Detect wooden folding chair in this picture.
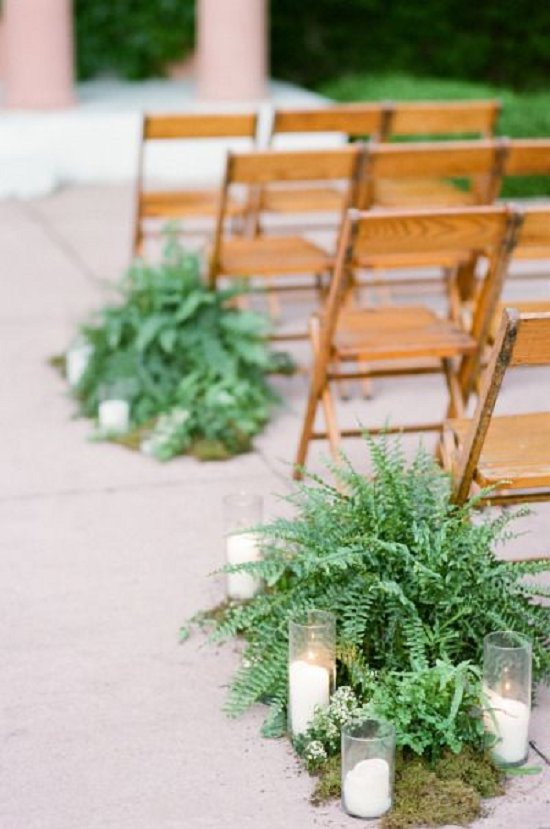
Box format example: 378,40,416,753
442,307,550,507
133,111,259,257
208,147,363,335
294,205,524,476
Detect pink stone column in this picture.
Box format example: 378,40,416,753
197,0,268,101
4,0,75,109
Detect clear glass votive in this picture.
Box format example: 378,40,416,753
483,630,532,766
342,719,395,819
97,382,132,435
66,338,93,387
288,610,336,736
223,493,263,601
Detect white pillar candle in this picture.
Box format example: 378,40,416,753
226,532,261,600
98,399,130,434
343,757,392,819
66,342,92,386
288,659,330,735
483,687,530,764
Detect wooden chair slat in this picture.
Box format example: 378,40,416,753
505,140,550,175
367,140,497,178
218,236,331,276
143,112,258,139
389,100,500,137
272,104,381,136
227,147,361,183
511,312,550,366
353,207,509,255
139,190,245,218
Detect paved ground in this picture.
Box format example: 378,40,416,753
0,186,549,829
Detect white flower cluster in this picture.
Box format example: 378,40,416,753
304,740,328,766
141,408,190,456
329,686,361,726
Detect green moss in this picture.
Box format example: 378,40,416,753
311,750,504,828
434,747,504,798
383,757,480,829
311,755,341,806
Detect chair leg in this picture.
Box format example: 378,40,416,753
442,358,466,419
294,317,334,479
265,279,282,322
294,385,321,479
320,379,341,464
312,318,342,464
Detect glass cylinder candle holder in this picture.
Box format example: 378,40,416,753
288,610,336,736
66,338,93,387
97,382,132,435
483,631,531,766
342,719,395,820
223,493,263,601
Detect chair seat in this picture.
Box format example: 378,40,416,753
354,250,468,270
373,178,478,209
259,185,345,213
446,413,550,489
140,189,246,219
216,236,332,276
333,306,476,361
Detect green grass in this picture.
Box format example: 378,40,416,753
320,73,550,198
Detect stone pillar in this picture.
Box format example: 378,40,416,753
4,0,75,109
197,0,268,101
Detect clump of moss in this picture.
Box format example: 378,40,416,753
382,757,480,829
311,755,341,805
434,747,504,798
311,750,504,828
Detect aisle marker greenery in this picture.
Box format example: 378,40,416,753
188,435,549,825
62,239,293,460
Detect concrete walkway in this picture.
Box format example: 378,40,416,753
0,186,548,828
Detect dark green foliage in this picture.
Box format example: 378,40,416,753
75,0,195,80
194,436,550,753
70,239,289,460
322,72,550,197
74,2,548,92
271,0,549,90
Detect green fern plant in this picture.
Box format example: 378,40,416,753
65,238,293,460
192,435,550,754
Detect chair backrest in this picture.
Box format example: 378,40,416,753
267,100,501,144
134,111,259,255
319,205,525,400
384,100,501,139
142,112,258,141
504,139,550,175
358,139,508,207
224,147,363,184
451,305,550,504
269,103,383,142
